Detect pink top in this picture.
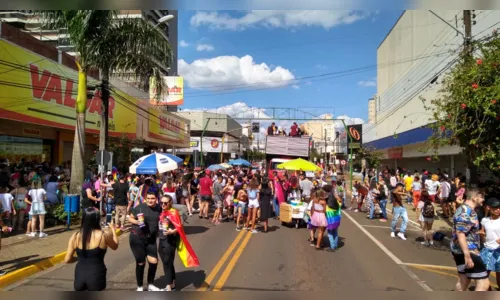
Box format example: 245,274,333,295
274,178,285,204
94,179,101,191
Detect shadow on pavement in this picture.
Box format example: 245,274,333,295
184,226,209,235
267,226,280,232
154,269,206,290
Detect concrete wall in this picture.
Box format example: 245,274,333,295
367,10,500,143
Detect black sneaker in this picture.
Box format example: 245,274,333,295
325,248,336,252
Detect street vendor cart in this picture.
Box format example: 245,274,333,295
280,200,308,229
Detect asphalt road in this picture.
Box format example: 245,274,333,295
7,208,496,292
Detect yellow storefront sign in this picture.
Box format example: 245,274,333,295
148,108,188,145
0,40,137,138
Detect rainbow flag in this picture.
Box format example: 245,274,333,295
163,209,200,268
326,205,341,230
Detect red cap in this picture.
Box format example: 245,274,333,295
205,169,211,175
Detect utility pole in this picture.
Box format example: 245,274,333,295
99,79,109,215
463,10,472,54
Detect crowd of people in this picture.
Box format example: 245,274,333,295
1,157,499,291
351,166,500,291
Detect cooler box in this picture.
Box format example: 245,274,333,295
280,203,292,223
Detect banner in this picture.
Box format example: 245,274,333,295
0,40,137,138
347,124,362,151
149,76,184,106
148,108,188,145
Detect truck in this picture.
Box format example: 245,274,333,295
265,135,311,179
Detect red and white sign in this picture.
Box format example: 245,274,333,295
388,147,403,159
210,139,219,149
340,160,346,166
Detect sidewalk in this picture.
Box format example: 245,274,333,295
0,225,79,274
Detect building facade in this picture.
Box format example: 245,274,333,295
0,10,178,80
363,10,500,178
302,114,342,164
174,111,243,167
0,22,188,166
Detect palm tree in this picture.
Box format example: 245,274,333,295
38,11,172,194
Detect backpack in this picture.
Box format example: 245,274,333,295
422,202,435,218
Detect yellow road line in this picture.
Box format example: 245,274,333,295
401,263,456,271
409,265,499,289
0,228,122,290
212,231,253,291
197,229,246,291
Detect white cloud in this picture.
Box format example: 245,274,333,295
179,40,189,47
190,10,370,31
335,115,365,127
292,85,300,89
316,64,328,70
179,55,295,90
196,43,215,51
357,77,376,87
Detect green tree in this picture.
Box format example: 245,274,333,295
39,11,172,193
424,32,500,179
354,146,384,170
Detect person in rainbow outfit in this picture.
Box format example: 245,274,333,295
323,184,342,252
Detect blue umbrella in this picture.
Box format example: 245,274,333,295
228,158,251,166
208,164,225,171
129,153,182,174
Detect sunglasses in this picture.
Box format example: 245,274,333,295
161,201,171,205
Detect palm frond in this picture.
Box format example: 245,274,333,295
97,17,173,93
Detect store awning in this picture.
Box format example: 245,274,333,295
363,126,434,150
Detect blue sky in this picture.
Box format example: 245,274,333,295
178,10,403,122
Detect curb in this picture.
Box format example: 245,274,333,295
0,228,123,290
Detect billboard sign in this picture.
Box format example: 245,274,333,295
149,76,184,106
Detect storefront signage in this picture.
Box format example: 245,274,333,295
388,147,403,159
190,141,199,147
347,124,362,151
148,108,188,146
23,127,41,137
0,40,137,138
211,139,219,148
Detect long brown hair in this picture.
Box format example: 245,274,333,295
249,178,259,189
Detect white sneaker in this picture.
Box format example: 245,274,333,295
390,232,395,238
397,232,407,240
421,241,429,246
39,232,48,238
28,232,37,237
354,209,359,212
148,284,161,291
429,241,434,246
136,286,144,291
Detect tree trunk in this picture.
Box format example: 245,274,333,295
69,68,88,194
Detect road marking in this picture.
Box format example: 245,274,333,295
362,225,421,232
197,229,246,291
342,211,433,291
410,265,499,289
401,263,456,271
212,231,253,291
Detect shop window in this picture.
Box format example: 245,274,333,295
0,135,49,164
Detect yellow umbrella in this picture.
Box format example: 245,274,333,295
220,163,231,169
277,158,322,172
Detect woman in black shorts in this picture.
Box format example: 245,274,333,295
64,207,118,291
128,192,162,291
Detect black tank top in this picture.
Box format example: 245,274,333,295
75,233,107,268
